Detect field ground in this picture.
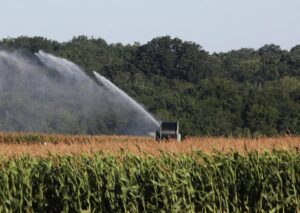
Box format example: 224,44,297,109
0,132,299,157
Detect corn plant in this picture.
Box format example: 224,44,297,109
0,151,299,212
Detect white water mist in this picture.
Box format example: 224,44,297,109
0,49,159,135
93,71,160,127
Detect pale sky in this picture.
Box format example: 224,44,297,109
0,0,299,52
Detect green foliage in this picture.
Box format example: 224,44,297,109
0,36,299,136
0,151,299,212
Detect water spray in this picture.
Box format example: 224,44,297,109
93,71,160,127
0,49,159,135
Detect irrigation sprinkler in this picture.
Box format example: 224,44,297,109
156,121,181,142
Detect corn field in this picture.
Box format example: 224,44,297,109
0,151,299,212
0,132,299,156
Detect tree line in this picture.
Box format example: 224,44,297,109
0,35,299,136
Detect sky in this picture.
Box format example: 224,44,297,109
0,0,299,53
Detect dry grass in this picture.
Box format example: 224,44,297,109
0,132,298,157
